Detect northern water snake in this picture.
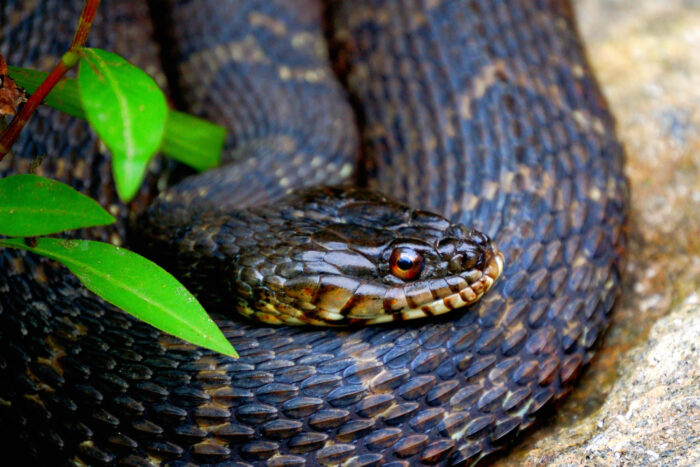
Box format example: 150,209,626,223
0,0,628,465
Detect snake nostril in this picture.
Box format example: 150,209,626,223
462,252,479,269
448,255,463,272
460,241,485,270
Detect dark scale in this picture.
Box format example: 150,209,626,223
0,0,626,465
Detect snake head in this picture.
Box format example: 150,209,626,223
225,186,504,326
139,186,503,326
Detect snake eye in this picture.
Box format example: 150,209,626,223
390,248,423,280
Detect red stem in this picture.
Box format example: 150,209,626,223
0,0,101,159
71,0,100,49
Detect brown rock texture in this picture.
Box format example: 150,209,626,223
498,0,700,465
505,299,700,466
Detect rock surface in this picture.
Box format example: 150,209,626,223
497,0,700,465
507,299,700,466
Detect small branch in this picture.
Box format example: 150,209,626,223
71,0,101,50
0,0,100,159
0,59,71,157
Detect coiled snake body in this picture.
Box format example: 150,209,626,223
0,0,627,465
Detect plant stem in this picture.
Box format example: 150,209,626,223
71,0,100,50
0,0,100,159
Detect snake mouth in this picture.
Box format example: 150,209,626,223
366,245,505,324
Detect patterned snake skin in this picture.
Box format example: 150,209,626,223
0,0,628,465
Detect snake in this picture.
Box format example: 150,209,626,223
0,0,628,465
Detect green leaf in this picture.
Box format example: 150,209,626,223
78,48,168,202
9,67,225,173
8,66,86,119
161,110,224,171
0,237,237,358
0,174,115,236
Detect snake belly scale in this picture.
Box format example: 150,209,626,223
0,0,627,466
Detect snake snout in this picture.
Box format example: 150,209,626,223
459,241,485,270
441,228,495,274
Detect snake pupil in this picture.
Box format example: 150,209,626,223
397,257,413,270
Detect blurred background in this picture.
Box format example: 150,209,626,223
500,0,700,465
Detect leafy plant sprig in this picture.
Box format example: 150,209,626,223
0,0,236,356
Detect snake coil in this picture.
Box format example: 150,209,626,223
0,0,627,465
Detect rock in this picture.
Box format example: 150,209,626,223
513,298,700,466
